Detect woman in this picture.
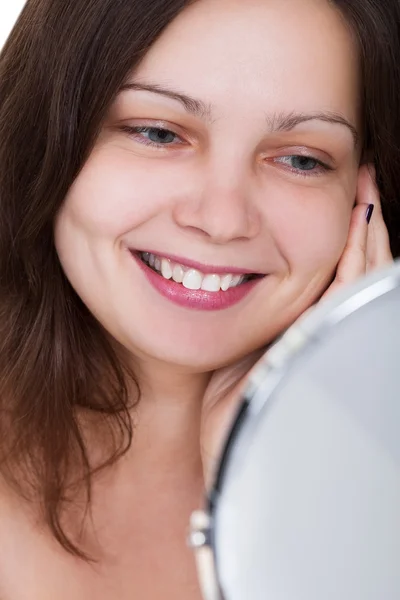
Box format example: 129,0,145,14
0,0,398,597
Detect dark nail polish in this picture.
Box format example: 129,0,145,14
366,204,374,224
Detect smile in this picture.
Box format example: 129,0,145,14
139,251,262,292
130,250,266,311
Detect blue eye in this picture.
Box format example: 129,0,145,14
122,125,181,146
289,156,318,170
137,127,177,144
275,155,330,175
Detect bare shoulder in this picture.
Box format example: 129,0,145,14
0,480,42,599
0,476,204,600
0,479,71,600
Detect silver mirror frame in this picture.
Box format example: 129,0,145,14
188,260,400,600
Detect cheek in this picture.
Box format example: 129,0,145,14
267,184,353,273
58,148,181,238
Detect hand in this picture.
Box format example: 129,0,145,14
321,164,393,299
199,164,393,491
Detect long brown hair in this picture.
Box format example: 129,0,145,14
0,0,399,559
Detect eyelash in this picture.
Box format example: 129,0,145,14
121,125,333,177
272,155,333,177
121,125,184,148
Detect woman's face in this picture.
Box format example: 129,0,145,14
54,0,361,371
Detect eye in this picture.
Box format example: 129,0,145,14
273,155,332,176
121,125,183,147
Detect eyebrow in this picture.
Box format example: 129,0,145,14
269,111,359,147
120,81,359,147
120,81,213,121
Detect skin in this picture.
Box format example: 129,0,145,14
54,0,391,473
0,0,392,599
55,0,365,377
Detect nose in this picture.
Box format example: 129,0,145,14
172,166,261,245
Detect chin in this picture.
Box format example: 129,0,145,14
157,348,240,372
136,335,263,373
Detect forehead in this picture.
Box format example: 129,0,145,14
133,0,360,124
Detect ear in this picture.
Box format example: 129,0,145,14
353,161,376,208
355,163,377,207
356,164,393,269
365,162,376,184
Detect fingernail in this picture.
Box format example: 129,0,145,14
366,203,374,224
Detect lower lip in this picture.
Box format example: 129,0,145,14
131,253,263,311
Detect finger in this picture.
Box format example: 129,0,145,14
333,200,369,288
363,165,393,268
321,172,371,300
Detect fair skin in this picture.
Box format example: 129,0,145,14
0,0,393,598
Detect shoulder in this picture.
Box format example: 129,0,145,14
0,479,43,599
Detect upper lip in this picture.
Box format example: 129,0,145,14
131,249,265,276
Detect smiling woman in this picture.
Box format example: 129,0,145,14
0,0,399,599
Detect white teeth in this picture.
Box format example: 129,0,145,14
201,274,221,292
172,264,184,283
182,269,202,290
220,274,233,291
141,252,250,292
161,258,173,279
230,274,243,288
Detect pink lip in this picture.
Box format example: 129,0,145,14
132,249,263,276
131,252,263,311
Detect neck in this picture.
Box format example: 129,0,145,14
125,357,212,478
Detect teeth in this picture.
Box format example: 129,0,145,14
161,258,173,279
201,274,221,292
172,264,184,283
220,274,233,291
230,275,243,288
182,269,202,290
140,252,250,292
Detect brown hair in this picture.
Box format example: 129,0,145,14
0,0,399,558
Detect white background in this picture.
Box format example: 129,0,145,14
0,2,27,49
